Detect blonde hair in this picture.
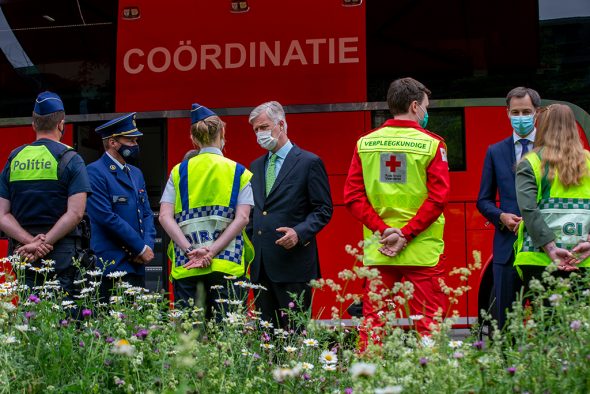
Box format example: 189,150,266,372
534,104,589,187
190,116,225,146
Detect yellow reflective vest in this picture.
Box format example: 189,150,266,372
515,152,590,271
357,125,445,267
169,152,253,280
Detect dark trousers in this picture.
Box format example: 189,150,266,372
173,272,245,322
493,259,523,330
12,237,79,296
254,262,312,331
99,273,144,302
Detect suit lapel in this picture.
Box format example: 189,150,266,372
253,156,266,206
267,145,301,198
102,153,135,190
500,136,516,174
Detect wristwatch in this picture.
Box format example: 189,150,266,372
184,245,195,257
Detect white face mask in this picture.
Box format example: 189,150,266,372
220,138,226,150
256,130,278,151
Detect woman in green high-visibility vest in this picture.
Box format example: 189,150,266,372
514,103,590,289
159,104,254,319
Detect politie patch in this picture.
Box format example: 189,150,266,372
380,153,406,183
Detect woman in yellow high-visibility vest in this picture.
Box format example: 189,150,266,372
159,104,253,319
515,103,590,289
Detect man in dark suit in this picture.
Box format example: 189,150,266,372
477,87,541,329
247,101,333,329
86,113,156,301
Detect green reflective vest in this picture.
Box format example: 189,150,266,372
515,152,590,271
9,145,59,182
169,153,253,280
357,126,445,267
6,140,74,229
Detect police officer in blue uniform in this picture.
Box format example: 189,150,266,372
0,91,92,293
86,113,156,299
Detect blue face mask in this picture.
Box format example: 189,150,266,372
118,143,140,160
510,115,535,136
418,104,429,128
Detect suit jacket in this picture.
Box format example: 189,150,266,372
248,144,333,283
476,136,520,265
86,153,156,275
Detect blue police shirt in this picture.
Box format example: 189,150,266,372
0,139,91,230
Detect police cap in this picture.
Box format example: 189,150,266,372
95,113,143,140
191,103,216,125
33,91,64,115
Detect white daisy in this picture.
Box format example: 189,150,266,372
350,362,377,378
284,346,298,353
374,386,403,394
319,350,338,365
260,320,274,329
111,339,135,356
86,270,103,277
448,340,463,349
106,271,127,279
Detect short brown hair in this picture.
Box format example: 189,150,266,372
191,116,225,145
32,110,65,132
506,87,541,108
387,77,431,116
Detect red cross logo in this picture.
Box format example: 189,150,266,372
385,155,402,172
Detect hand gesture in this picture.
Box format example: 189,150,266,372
276,227,299,250
543,242,577,271
16,234,53,262
378,228,407,257
500,213,522,233
134,246,155,265
571,240,590,265
183,247,212,269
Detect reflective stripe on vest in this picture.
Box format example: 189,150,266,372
169,153,253,280
357,126,445,267
9,145,58,182
514,153,590,271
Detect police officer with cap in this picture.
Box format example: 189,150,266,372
159,103,254,318
0,91,92,293
86,113,156,300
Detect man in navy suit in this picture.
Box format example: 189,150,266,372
247,101,333,329
86,113,156,300
477,87,541,329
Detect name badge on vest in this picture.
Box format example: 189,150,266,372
380,153,406,183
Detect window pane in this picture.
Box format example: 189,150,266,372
0,1,117,117
371,108,465,171
367,0,590,113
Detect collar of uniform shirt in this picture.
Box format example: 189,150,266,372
199,147,223,156
106,151,127,170
512,128,536,145
268,140,293,160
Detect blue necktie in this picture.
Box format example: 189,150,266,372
519,139,530,159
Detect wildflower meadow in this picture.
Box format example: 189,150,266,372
0,244,589,393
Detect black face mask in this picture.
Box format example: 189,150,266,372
117,143,140,160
